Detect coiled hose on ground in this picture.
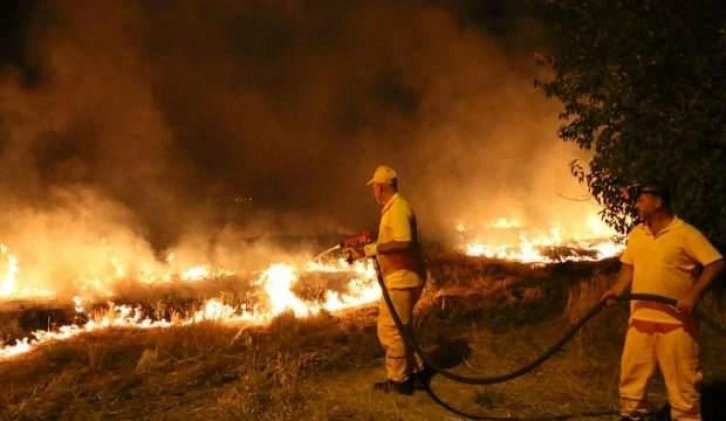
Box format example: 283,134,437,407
369,258,726,420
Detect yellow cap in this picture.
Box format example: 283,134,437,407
367,165,398,185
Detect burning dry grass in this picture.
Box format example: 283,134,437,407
0,311,382,420
0,257,382,359
1,257,725,420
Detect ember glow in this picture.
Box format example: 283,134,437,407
0,252,379,360
459,213,624,263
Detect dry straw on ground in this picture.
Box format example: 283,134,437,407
1,255,725,420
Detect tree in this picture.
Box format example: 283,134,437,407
534,0,726,243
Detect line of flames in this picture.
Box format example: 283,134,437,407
0,214,625,361
459,215,624,263
0,258,380,360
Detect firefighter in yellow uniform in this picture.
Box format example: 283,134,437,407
349,165,429,395
602,184,725,420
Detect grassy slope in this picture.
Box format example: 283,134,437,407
2,257,726,421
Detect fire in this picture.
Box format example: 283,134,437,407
180,265,235,282
0,208,623,360
460,214,624,263
0,250,380,360
252,261,379,318
0,244,18,296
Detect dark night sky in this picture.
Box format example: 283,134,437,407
0,1,590,252
0,2,30,69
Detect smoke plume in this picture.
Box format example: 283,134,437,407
0,0,603,296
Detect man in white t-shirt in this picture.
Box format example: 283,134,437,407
602,184,725,420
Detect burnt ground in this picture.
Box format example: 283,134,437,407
1,256,726,420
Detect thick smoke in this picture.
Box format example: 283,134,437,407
0,0,603,297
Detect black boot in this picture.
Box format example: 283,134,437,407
412,366,436,390
372,379,414,395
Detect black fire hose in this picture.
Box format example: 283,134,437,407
369,258,726,420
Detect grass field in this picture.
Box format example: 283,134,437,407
2,256,725,420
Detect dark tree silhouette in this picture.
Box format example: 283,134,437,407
535,0,726,243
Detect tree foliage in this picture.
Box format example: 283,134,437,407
535,0,726,242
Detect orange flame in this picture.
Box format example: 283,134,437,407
460,214,623,263
0,253,379,360
0,244,18,296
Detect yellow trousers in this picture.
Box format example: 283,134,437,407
619,322,702,420
377,286,424,382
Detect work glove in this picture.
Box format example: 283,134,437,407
342,247,364,264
